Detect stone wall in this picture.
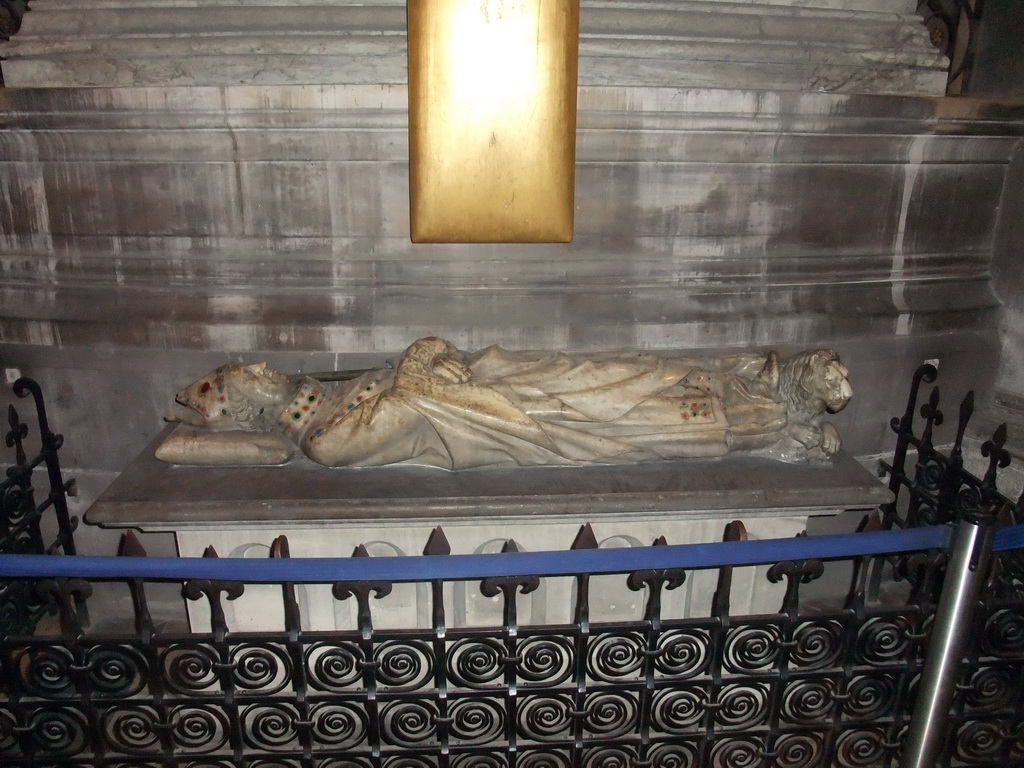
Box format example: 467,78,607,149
1,1,1019,548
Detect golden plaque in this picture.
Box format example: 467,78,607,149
408,0,580,243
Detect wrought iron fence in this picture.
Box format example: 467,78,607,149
1,377,79,636
0,368,1022,768
879,361,1024,591
0,521,961,768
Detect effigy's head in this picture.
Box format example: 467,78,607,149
174,362,294,431
782,349,853,414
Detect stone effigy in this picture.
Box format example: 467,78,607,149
156,336,852,469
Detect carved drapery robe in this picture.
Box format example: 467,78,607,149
303,340,792,469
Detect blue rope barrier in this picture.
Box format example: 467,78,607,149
0,525,951,584
994,523,1024,552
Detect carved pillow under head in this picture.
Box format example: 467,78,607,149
174,362,294,431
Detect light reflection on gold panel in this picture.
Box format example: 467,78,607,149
408,0,580,243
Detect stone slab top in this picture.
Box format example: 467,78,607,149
85,426,893,530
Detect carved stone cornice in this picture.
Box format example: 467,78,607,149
0,1,947,95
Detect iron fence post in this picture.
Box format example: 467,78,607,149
899,513,996,768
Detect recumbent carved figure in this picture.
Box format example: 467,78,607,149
157,337,853,469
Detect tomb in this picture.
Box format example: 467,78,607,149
3,1,1021,632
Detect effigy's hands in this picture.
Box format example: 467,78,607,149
394,337,472,394
432,356,472,384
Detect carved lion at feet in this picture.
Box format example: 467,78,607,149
775,349,853,462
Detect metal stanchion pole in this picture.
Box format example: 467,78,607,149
900,514,996,768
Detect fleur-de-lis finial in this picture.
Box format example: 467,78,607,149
6,404,28,467
981,422,1011,490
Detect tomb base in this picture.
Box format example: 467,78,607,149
86,426,892,631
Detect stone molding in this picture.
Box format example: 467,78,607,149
0,0,946,94
0,85,1013,354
